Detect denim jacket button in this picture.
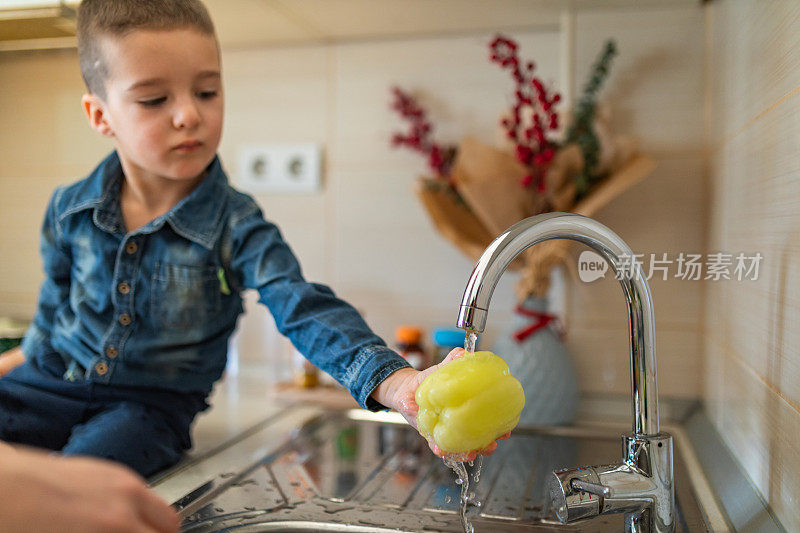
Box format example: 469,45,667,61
125,242,138,254
118,282,131,295
95,362,108,375
119,313,131,326
106,346,118,358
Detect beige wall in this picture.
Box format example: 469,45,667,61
216,31,563,378
704,1,800,530
0,4,706,396
0,48,113,316
564,5,706,398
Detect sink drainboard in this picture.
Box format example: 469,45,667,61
170,411,709,532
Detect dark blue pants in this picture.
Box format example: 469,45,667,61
0,360,208,478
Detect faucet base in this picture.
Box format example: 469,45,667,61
549,432,675,532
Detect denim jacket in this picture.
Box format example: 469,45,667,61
22,152,409,409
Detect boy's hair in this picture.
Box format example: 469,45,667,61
77,0,216,98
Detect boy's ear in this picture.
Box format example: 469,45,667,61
81,93,114,137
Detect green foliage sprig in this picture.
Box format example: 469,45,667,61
566,40,617,195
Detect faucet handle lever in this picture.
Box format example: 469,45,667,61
570,478,613,498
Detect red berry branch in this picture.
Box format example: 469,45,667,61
490,35,561,192
390,87,455,181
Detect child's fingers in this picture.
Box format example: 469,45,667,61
397,393,419,418
477,433,511,456
477,440,498,456
416,347,464,384
417,349,461,382
396,395,419,430
440,347,465,366
424,432,508,459
427,439,480,462
400,412,418,431
427,439,443,457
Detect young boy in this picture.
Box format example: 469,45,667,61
0,0,498,478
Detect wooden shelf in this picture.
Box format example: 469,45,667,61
268,382,359,410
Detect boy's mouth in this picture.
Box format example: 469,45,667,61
174,140,203,152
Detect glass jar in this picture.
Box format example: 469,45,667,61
292,347,319,388
431,327,468,364
395,325,429,370
0,317,27,354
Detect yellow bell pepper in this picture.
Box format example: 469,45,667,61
415,350,525,454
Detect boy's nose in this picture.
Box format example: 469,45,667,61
173,99,201,130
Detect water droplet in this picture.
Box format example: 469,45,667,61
473,456,483,484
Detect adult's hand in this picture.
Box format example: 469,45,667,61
0,443,180,533
0,346,25,377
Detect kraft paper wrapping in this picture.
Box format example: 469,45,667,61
515,153,656,298
413,135,655,300
449,136,540,237
415,180,494,262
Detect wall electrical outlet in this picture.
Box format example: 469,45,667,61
238,143,321,194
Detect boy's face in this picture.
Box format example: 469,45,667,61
85,29,223,182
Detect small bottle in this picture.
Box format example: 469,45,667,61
292,347,319,388
432,327,469,364
395,326,428,370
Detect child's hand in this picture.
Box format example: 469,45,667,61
371,348,511,461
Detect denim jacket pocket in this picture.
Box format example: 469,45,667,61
150,262,222,332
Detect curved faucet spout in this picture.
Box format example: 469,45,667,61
456,212,659,437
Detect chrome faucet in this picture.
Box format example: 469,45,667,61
456,212,674,533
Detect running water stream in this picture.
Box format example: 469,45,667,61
440,329,481,533
464,330,477,355
442,453,484,533
443,456,472,533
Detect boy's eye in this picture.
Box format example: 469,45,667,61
197,90,218,99
139,97,166,107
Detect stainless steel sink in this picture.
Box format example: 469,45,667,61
204,523,400,532
160,407,711,532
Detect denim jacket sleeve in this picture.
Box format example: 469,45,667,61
21,188,72,360
227,199,410,411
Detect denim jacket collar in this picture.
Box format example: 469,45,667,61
58,151,227,249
